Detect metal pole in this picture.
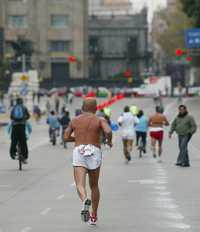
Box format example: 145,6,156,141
22,54,26,72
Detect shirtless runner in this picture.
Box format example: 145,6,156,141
149,106,169,162
64,98,112,225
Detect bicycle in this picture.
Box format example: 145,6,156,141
16,144,23,171
138,136,145,159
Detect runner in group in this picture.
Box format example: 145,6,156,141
148,106,169,162
118,106,139,163
64,98,112,225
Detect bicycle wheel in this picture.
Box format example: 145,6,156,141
138,138,143,158
17,145,22,171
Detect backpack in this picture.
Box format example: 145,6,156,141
12,105,25,121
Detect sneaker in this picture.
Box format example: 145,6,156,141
175,163,181,166
81,198,91,222
153,154,157,159
127,153,131,161
88,214,98,226
181,163,190,167
22,159,28,164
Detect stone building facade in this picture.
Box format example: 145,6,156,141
88,9,149,81
0,0,88,86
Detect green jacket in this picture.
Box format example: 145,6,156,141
170,114,197,135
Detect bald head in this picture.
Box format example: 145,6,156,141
82,98,97,113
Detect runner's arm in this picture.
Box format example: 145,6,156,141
148,117,152,126
100,119,112,147
64,122,75,142
163,116,169,126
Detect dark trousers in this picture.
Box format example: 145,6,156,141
10,124,28,159
136,131,147,148
177,134,192,165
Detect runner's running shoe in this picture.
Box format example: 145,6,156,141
81,198,91,222
88,213,98,225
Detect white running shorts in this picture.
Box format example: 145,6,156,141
73,144,102,170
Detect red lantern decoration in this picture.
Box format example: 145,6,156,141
186,56,192,62
175,48,184,56
124,69,132,78
68,55,77,63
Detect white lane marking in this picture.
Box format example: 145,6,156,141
167,222,191,229
154,186,166,190
21,227,32,232
56,194,65,200
152,191,171,196
156,202,179,209
40,208,52,216
0,185,10,188
156,181,168,185
128,179,167,185
165,212,184,220
155,197,174,203
156,175,168,179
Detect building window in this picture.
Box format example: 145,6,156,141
49,41,70,52
8,15,27,28
51,15,69,28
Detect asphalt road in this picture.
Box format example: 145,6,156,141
0,97,199,232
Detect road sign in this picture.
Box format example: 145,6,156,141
185,28,200,49
20,75,29,82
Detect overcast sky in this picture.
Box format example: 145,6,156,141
130,0,167,22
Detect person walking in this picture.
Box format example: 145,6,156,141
64,98,112,225
10,98,30,163
149,106,169,162
169,105,197,167
118,106,139,163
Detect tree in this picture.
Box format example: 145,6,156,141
11,37,33,59
0,58,10,91
181,0,200,27
152,0,192,58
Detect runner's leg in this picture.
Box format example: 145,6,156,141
74,167,87,201
158,139,163,157
122,139,128,160
151,138,156,158
127,139,133,153
88,167,101,216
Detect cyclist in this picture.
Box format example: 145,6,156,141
10,98,30,164
135,110,148,156
64,98,112,225
47,111,60,143
118,106,139,163
59,109,71,148
148,106,169,162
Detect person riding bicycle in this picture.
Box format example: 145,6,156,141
47,110,60,142
59,109,71,148
10,98,30,164
135,110,148,155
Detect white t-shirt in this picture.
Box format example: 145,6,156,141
118,112,139,139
